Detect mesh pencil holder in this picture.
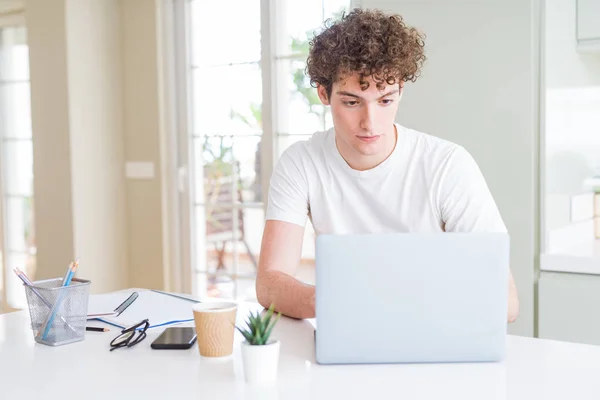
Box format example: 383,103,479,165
23,277,91,346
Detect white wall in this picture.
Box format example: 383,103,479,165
27,0,75,282
360,0,541,337
0,0,24,14
65,0,127,292
122,0,167,291
25,0,171,294
544,0,600,251
27,0,127,293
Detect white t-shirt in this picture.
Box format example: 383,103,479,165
266,124,506,235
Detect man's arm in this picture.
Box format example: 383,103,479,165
255,220,316,319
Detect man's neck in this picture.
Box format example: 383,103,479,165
336,125,398,171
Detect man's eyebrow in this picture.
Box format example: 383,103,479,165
336,91,362,99
379,90,400,99
336,90,400,100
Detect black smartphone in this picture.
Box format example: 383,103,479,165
151,327,197,350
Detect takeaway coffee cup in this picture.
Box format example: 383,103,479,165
192,301,238,357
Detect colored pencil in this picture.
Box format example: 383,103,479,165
15,268,79,335
40,259,81,340
60,262,73,286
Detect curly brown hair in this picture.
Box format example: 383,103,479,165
306,8,426,99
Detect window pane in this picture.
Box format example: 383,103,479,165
0,82,32,139
3,141,33,196
323,0,351,23
4,197,34,253
277,0,324,57
275,59,328,136
276,1,351,56
5,251,32,308
194,134,263,204
190,0,261,66
192,64,262,136
202,205,263,277
196,271,259,302
194,135,234,204
199,204,265,271
0,27,28,81
194,204,263,300
233,136,262,203
196,204,236,274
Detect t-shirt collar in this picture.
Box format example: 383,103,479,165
329,123,401,178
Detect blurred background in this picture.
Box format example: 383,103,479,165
0,0,600,346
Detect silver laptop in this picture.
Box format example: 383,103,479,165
315,232,510,364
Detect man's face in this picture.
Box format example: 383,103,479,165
318,73,402,161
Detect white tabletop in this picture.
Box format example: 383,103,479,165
1,294,600,399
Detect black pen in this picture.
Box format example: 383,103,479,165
86,326,110,332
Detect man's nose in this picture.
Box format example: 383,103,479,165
359,104,376,132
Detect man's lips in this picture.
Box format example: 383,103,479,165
356,135,381,143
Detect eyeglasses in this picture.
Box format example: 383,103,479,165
110,319,150,351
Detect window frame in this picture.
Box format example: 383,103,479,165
0,15,33,311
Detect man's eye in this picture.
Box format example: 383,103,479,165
381,99,394,105
344,101,359,106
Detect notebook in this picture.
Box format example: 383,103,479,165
87,291,139,320
87,290,199,329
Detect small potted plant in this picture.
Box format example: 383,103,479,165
236,303,281,385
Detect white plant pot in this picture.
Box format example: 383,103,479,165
241,340,280,385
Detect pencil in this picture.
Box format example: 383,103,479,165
15,268,80,335
64,259,79,286
86,326,110,332
60,262,74,286
40,259,81,339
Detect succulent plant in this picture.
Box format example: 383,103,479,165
236,303,281,345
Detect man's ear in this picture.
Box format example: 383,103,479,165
317,84,330,105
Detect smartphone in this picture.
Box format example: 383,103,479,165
151,327,197,350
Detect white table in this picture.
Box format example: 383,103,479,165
1,292,600,399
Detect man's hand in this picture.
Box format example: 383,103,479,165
256,220,316,319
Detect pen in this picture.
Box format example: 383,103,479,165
86,327,110,332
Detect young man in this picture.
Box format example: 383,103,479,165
256,9,519,323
